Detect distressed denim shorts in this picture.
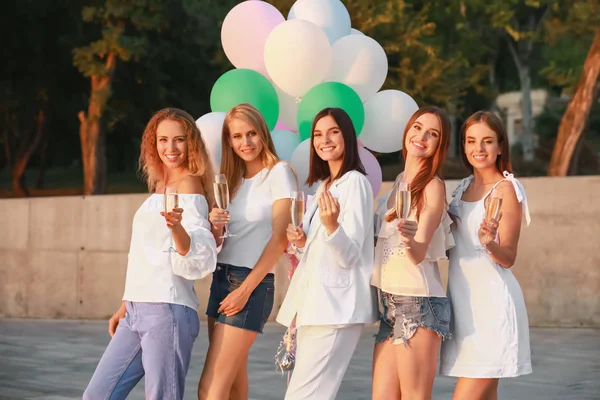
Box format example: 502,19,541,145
206,263,274,333
375,290,452,345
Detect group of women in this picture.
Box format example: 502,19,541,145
82,102,532,400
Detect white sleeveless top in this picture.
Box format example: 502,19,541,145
371,180,455,297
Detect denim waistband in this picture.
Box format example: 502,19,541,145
216,263,274,278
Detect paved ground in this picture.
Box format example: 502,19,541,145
0,319,598,399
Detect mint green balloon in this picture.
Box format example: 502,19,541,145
297,82,364,141
210,68,279,130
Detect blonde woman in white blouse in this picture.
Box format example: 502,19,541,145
83,108,218,400
371,106,454,400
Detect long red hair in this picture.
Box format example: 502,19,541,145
401,106,451,219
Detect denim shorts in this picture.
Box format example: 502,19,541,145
375,290,452,345
206,263,274,334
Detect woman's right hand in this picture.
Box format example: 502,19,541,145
286,223,306,248
108,302,126,337
209,207,229,233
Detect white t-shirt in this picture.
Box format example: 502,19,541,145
217,162,297,270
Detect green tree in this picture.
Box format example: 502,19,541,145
73,0,167,195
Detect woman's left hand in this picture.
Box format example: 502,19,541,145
318,190,340,234
478,218,499,246
218,287,252,317
161,207,184,230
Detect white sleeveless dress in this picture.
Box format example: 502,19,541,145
439,172,533,378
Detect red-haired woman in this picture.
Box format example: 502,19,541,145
371,106,454,400
83,108,218,400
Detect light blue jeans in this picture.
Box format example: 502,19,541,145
83,301,200,400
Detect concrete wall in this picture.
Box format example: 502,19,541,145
1,177,599,327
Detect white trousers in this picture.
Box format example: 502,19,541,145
285,324,364,400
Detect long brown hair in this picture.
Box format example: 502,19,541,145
138,107,215,205
401,106,451,218
306,107,366,186
220,103,280,198
459,111,512,174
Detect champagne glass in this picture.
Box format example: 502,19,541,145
477,187,503,252
163,186,179,253
288,191,305,254
213,174,235,238
395,181,411,249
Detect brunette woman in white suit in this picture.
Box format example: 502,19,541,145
277,107,377,400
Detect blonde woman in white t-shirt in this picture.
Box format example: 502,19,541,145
371,106,454,400
198,103,297,400
83,108,218,400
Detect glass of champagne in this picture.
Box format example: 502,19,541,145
485,187,503,237
396,181,411,249
214,174,234,238
163,186,179,253
288,191,305,254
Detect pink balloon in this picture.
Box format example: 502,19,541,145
221,1,285,76
359,146,382,197
274,120,290,131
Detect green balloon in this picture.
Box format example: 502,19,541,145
210,69,279,130
297,82,365,141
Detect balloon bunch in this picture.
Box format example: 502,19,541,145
196,0,418,196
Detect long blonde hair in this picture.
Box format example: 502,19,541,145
220,103,280,198
139,107,215,205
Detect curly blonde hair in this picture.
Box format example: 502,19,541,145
139,107,214,205
220,103,280,198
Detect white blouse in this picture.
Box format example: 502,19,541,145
122,194,217,310
371,187,455,297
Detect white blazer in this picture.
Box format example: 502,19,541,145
277,170,378,327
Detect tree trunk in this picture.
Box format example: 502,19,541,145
519,62,535,162
11,107,46,197
548,29,600,176
79,52,116,195
36,134,49,189
448,97,458,158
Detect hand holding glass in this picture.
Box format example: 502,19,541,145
477,187,503,250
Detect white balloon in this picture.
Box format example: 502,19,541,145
220,1,284,76
358,90,419,153
290,139,315,194
288,0,351,44
350,28,364,36
272,130,302,162
274,85,299,132
326,35,388,101
265,20,331,97
196,112,225,173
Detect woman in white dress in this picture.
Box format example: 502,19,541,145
371,106,454,400
440,111,532,399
